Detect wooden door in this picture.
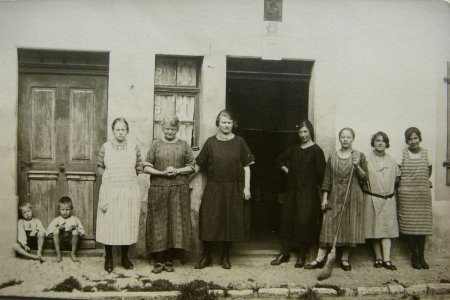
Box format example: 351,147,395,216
18,73,108,248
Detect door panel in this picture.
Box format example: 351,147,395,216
19,73,107,248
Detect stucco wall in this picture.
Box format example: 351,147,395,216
0,0,449,258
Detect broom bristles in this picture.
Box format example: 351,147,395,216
317,249,336,281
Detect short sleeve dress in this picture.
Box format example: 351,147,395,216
397,148,433,236
364,151,400,239
319,150,368,247
145,138,195,252
276,143,326,243
96,141,143,245
196,135,255,242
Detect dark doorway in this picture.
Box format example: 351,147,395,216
226,57,314,246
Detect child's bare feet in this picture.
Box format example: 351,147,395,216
56,254,62,262
70,253,79,262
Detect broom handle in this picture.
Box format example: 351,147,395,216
331,162,355,250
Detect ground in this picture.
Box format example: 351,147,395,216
0,253,449,299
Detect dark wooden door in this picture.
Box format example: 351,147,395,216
18,73,108,248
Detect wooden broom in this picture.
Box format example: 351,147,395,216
317,162,355,281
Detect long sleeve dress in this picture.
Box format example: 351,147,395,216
96,140,143,245
145,139,195,252
319,150,367,247
276,143,326,243
196,135,255,242
364,152,400,239
397,148,433,236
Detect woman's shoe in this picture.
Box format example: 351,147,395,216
374,259,383,268
411,255,421,270
295,257,306,268
121,256,134,270
270,254,290,266
304,260,325,269
341,260,352,271
104,258,113,273
152,263,164,274
419,257,429,269
382,261,397,271
194,255,212,269
164,262,174,272
221,256,231,269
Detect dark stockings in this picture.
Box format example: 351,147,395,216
404,235,428,269
221,241,232,269
195,241,212,269
104,245,113,273
416,235,429,269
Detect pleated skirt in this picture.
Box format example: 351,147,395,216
96,180,141,245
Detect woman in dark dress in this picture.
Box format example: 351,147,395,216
270,120,326,268
194,110,255,269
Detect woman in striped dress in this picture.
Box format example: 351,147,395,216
305,128,368,271
96,118,143,273
397,127,433,269
144,115,195,273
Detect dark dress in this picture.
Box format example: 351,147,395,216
145,139,195,252
196,135,255,242
276,144,326,243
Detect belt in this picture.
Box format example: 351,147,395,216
364,191,394,200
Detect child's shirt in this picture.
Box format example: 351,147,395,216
17,218,45,247
45,216,86,237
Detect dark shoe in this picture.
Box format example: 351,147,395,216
164,261,174,272
411,255,421,269
221,256,231,269
374,259,383,268
152,263,164,274
341,260,352,271
295,257,305,268
382,261,397,271
194,255,212,269
304,260,325,269
419,257,429,269
104,258,113,273
121,256,134,270
270,254,290,266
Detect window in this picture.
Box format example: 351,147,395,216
153,55,202,149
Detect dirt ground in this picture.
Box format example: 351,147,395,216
0,253,449,299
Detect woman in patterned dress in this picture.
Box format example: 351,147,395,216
270,120,326,268
144,115,195,273
305,128,368,271
398,127,433,269
364,132,400,270
194,110,255,270
96,118,143,273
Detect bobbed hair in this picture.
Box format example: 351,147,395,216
404,127,422,143
296,120,315,141
59,196,73,209
371,131,390,148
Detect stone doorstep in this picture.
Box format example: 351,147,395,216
9,284,450,299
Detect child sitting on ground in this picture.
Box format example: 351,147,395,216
46,196,85,262
13,203,46,262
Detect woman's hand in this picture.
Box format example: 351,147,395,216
243,187,251,200
321,198,329,211
352,152,360,165
165,166,178,177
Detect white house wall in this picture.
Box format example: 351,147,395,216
0,0,449,258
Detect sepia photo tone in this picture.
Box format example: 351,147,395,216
0,0,450,299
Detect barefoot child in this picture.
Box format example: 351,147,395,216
13,203,46,262
46,196,85,262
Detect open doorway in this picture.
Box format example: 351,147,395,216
226,57,314,247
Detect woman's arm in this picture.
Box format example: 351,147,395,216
97,166,105,176
353,152,368,181
143,164,166,176
243,165,251,200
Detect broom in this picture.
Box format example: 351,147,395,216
317,162,355,281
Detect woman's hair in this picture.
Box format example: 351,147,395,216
59,196,73,209
339,127,355,139
215,110,237,129
296,120,315,141
162,115,180,129
111,117,129,132
371,131,390,148
18,203,32,219
404,127,422,143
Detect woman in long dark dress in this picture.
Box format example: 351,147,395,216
194,110,255,269
270,120,326,268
